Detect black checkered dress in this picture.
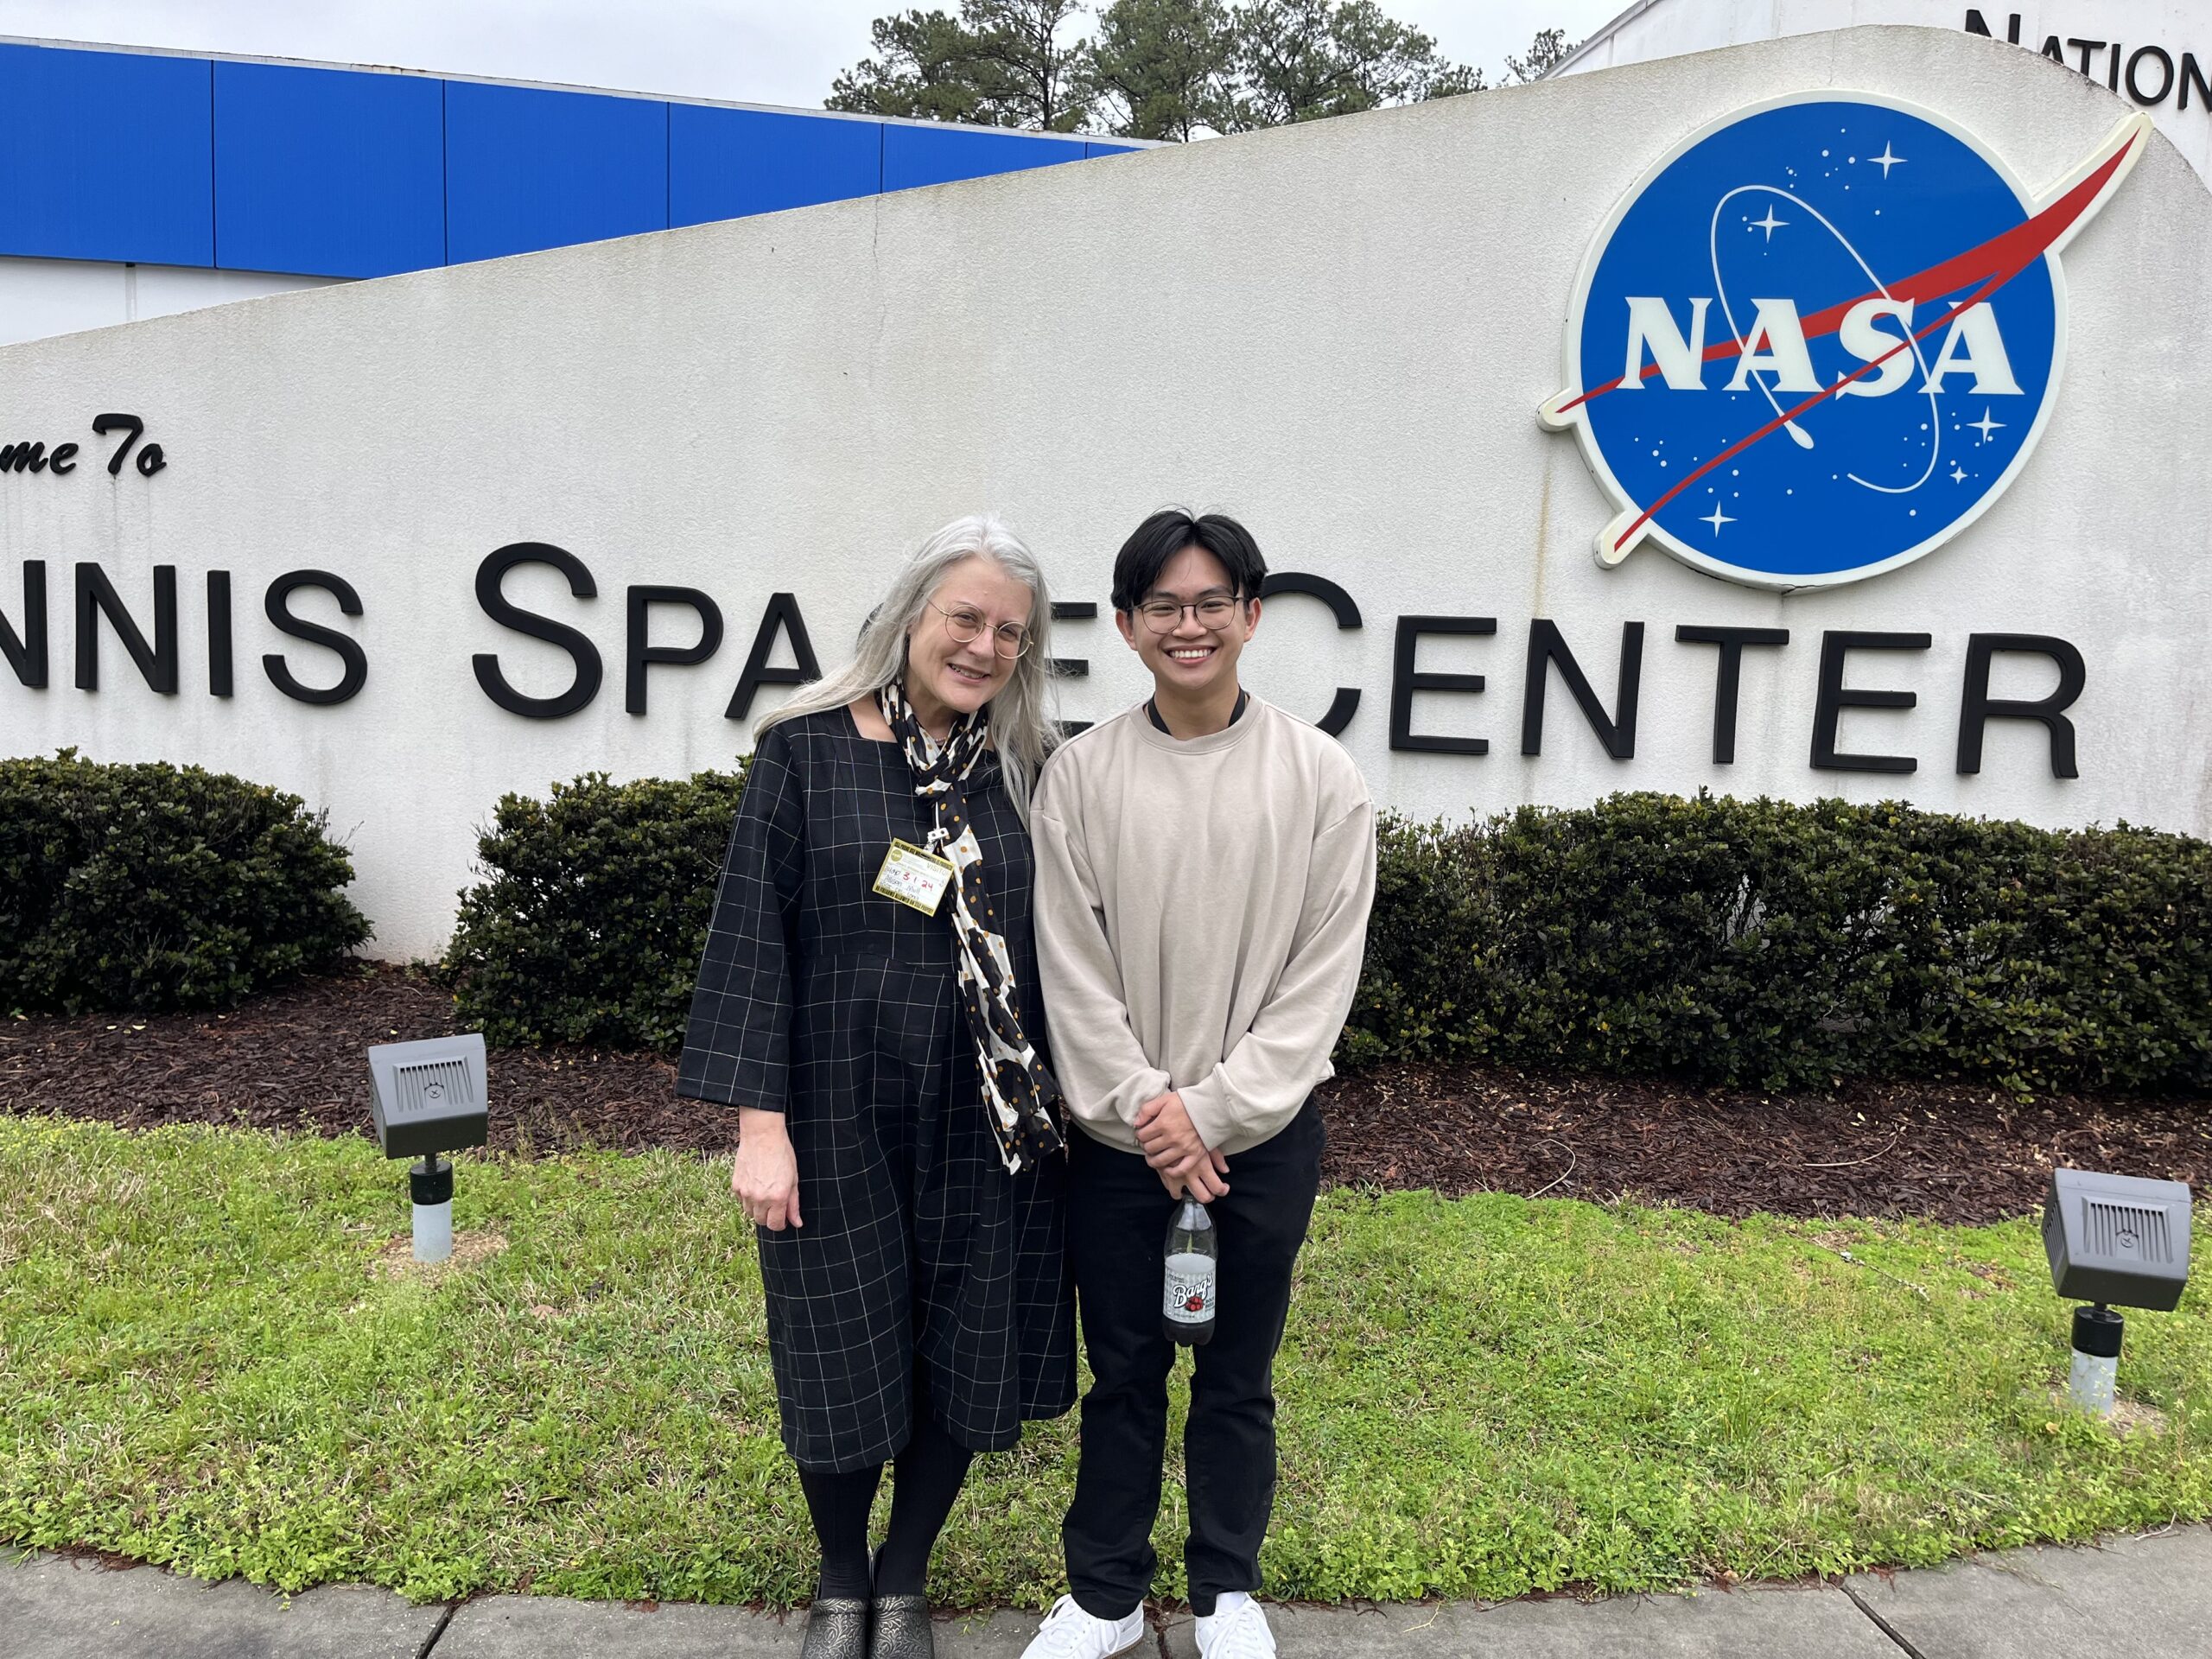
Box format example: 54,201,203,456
678,706,1077,1472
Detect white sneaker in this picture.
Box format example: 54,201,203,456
1194,1592,1275,1658
1020,1592,1146,1658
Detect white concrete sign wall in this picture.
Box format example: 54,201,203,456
1556,2,2212,188
2,26,2209,962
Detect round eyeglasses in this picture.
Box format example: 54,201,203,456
929,600,1031,658
1135,594,1245,633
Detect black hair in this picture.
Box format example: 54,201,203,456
1109,509,1268,613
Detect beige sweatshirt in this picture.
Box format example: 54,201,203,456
1032,697,1377,1156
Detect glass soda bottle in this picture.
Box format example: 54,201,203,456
1162,1195,1217,1346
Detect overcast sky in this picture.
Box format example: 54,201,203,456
0,0,1630,110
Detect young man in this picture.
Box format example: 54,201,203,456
1022,510,1376,1659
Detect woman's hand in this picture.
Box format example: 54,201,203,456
732,1106,803,1230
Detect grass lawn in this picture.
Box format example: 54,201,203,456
2,1114,2207,1607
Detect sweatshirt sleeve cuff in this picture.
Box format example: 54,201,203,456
1178,1074,1239,1150
1111,1069,1175,1128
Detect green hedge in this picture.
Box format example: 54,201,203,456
443,771,2211,1096
439,768,750,1051
1348,794,2212,1096
0,750,370,1014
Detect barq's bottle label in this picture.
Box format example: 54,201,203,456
1163,1255,1214,1324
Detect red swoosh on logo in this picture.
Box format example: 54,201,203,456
1557,124,2141,416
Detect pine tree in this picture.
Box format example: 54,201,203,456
829,0,1551,137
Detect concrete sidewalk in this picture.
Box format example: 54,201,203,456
6,1525,2209,1658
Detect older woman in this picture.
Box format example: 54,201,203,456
677,516,1073,1659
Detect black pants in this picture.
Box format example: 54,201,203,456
1062,1100,1323,1618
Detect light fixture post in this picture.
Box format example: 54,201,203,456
411,1149,454,1264
2067,1303,2122,1414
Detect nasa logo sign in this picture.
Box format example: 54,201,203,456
1540,94,2150,589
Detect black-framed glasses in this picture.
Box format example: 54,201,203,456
929,600,1031,658
1135,593,1245,633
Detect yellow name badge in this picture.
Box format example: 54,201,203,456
874,839,957,915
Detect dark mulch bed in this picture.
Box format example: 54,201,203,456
1319,1065,2209,1224
0,965,703,1157
4,965,2206,1224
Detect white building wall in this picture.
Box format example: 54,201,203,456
0,257,341,348
1559,2,2212,186
1,26,2208,961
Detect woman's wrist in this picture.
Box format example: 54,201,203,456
736,1105,789,1142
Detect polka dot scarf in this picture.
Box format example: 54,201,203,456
879,683,1066,1174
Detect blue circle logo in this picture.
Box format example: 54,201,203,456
1540,94,2148,589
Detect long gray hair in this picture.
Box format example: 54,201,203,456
755,514,1058,819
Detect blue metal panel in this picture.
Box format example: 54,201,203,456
446,79,667,264
1084,142,1138,157
881,124,1086,192
670,105,880,226
0,43,213,266
213,61,443,278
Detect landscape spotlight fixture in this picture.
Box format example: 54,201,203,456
366,1034,488,1265
2042,1169,2191,1416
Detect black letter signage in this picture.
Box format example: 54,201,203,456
207,570,233,698
1810,631,1930,773
1957,632,2084,778
0,416,162,483
626,585,725,715
74,563,178,694
1046,601,1096,683
1389,615,1495,754
2,561,48,689
1675,625,1789,765
1259,572,1363,736
473,542,603,720
264,570,367,705
726,592,822,721
91,413,165,477
1522,620,1642,759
